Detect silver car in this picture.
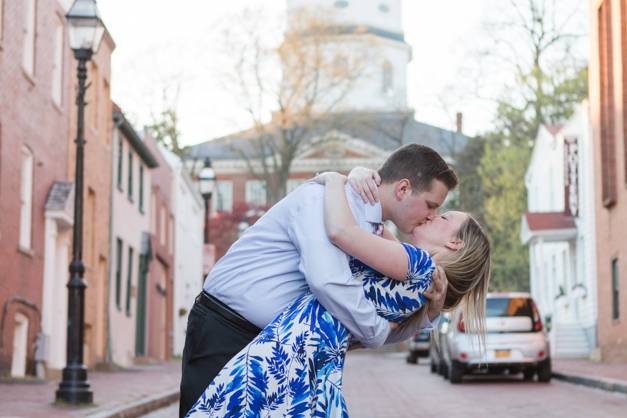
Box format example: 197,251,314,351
436,292,551,384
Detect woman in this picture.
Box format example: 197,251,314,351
185,170,491,417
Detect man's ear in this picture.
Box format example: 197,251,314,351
445,239,464,252
394,179,411,201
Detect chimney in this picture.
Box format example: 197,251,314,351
455,112,463,134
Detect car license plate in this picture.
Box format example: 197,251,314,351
495,350,511,358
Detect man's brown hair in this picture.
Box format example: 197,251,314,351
378,144,458,192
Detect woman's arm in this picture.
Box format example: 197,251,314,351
319,172,410,281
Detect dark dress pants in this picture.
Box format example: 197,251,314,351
179,299,260,417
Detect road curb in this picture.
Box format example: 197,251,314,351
85,388,179,418
552,371,627,395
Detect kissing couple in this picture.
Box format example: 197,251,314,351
179,144,491,417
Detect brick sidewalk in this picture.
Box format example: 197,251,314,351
553,358,627,394
0,361,181,418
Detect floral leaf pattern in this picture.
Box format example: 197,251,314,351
185,244,433,417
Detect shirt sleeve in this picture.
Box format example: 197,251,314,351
287,185,391,348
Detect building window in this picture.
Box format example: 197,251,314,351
213,181,233,212
126,246,134,316
19,147,33,249
612,258,620,320
22,0,36,76
245,180,267,206
139,164,144,212
127,150,133,201
115,238,123,310
117,136,123,190
378,3,390,13
598,1,617,207
51,16,63,106
334,1,349,8
382,61,393,94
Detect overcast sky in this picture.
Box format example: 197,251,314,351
98,0,587,146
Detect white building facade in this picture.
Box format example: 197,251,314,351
160,148,205,356
521,102,598,358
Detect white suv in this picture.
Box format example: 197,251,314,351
439,292,551,384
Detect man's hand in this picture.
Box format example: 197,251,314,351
424,266,448,321
347,167,381,204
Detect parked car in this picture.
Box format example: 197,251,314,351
406,329,430,364
429,312,451,376
439,292,551,384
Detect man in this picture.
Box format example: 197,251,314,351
179,144,458,417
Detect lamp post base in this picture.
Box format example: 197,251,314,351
55,364,93,404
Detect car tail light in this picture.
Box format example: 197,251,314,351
460,352,468,360
538,351,545,358
531,301,543,332
457,315,466,333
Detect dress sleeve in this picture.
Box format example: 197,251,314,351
401,242,435,281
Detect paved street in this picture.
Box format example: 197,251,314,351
147,351,627,418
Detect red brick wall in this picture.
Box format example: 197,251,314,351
591,0,627,362
0,0,72,375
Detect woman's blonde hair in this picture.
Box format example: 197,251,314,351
437,215,491,348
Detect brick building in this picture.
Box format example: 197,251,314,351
589,0,627,361
0,0,75,377
0,0,116,376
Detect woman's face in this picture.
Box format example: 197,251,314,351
409,211,469,254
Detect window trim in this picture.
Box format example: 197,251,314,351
19,146,34,250
21,0,37,78
51,15,64,107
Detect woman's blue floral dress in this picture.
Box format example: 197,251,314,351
185,243,433,417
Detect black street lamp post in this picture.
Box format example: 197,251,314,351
198,158,217,244
56,0,105,405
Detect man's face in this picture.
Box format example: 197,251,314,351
394,179,449,234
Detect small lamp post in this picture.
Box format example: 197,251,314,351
198,158,216,244
56,0,105,405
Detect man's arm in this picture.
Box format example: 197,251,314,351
288,185,391,348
